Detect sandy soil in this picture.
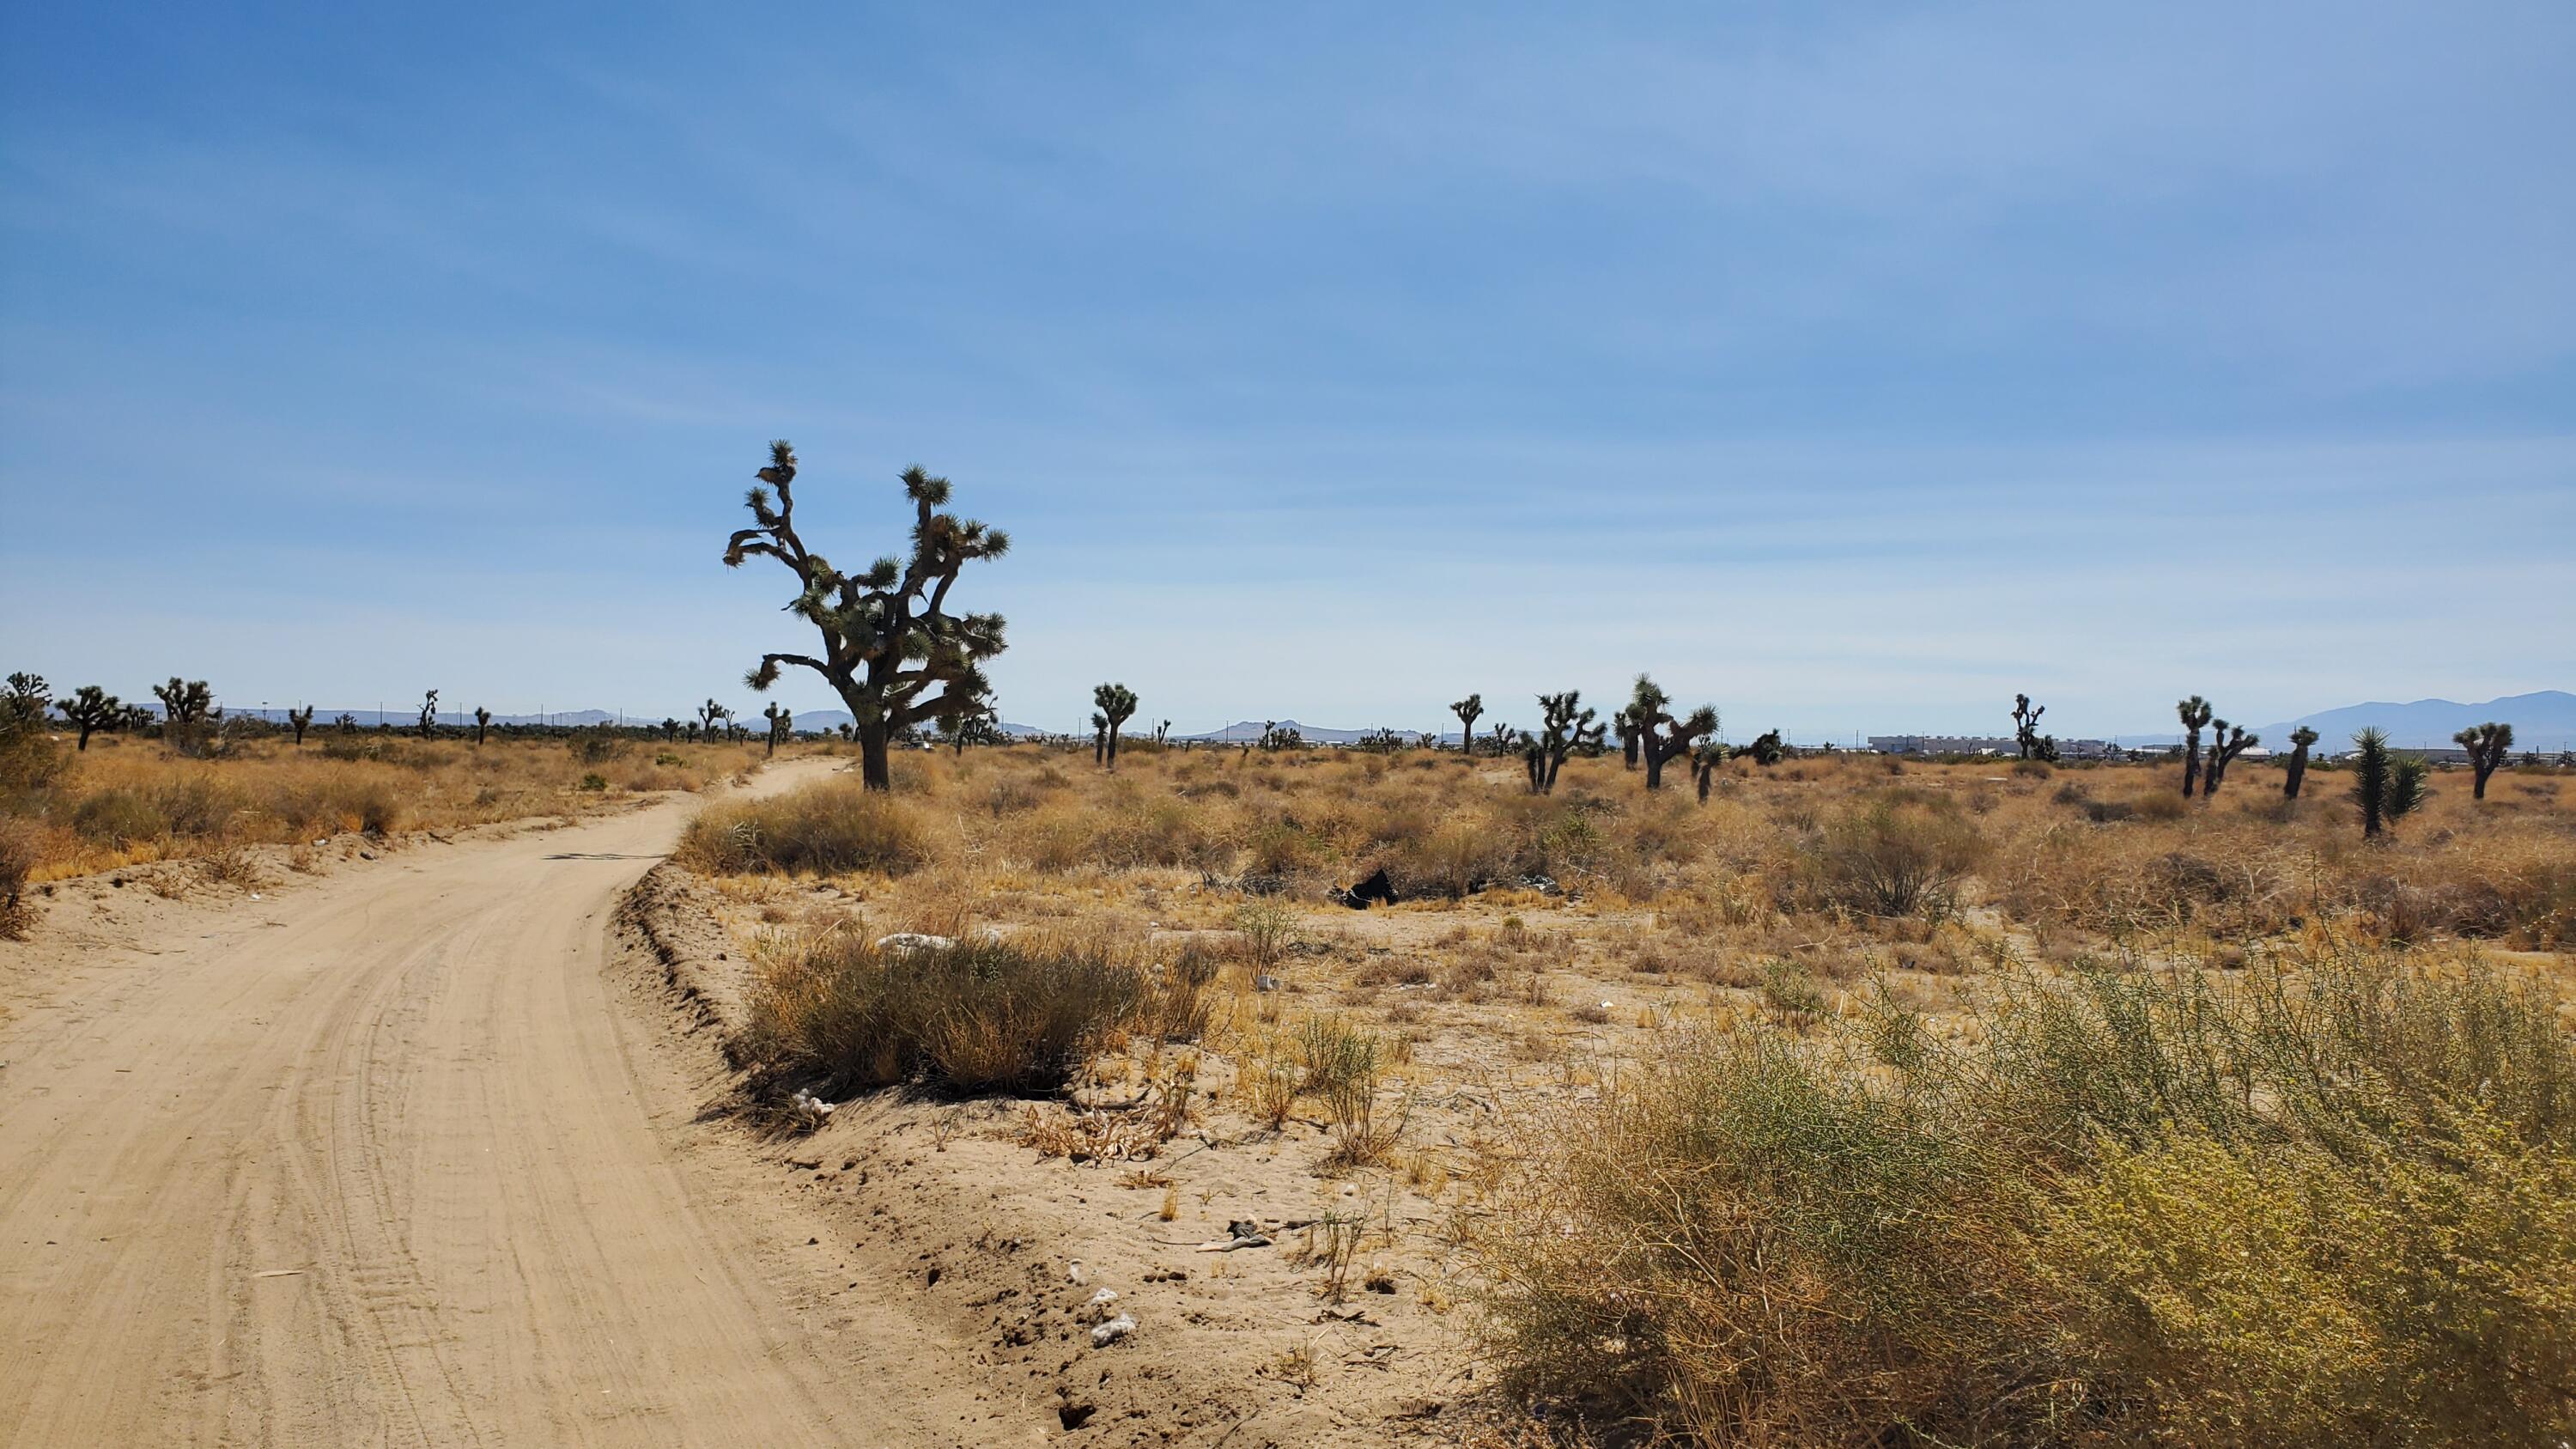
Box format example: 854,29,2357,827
0,758,1019,1446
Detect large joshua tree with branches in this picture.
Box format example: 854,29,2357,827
1450,694,1483,756
725,441,1008,791
2282,725,2319,799
1520,691,1606,795
417,689,439,740
1626,675,1718,791
2176,696,2213,797
58,685,120,751
2455,721,2513,800
1093,683,1139,769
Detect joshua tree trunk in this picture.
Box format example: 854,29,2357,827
859,720,892,789
2283,728,2317,799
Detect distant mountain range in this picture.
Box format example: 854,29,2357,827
2251,691,2574,753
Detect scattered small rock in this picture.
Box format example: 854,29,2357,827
1089,1313,1136,1347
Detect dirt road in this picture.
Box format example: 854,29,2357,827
0,761,919,1446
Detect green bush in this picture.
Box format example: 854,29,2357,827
1473,947,2576,1446
742,932,1169,1095
677,781,927,876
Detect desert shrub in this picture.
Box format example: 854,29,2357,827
678,782,927,876
1804,791,1985,920
1473,948,2576,1446
70,788,168,846
0,718,68,795
741,931,1154,1095
0,813,39,938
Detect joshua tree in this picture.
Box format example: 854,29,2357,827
697,697,730,741
417,689,440,740
2176,696,2213,796
2282,725,2320,799
154,677,214,734
724,441,1009,792
1484,721,1517,758
1625,676,1716,791
1091,711,1109,765
1612,704,1644,770
933,676,996,756
1258,721,1305,752
2201,720,2259,797
1692,738,1728,803
58,685,120,750
1742,729,1785,766
473,706,492,745
2011,693,2047,759
287,704,315,746
333,711,358,735
661,717,680,742
1520,691,1606,795
3,673,47,731
2455,721,2513,800
2351,728,2428,839
762,702,791,755
1093,683,1139,769
1451,694,1483,755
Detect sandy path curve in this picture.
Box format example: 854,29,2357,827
0,761,884,1446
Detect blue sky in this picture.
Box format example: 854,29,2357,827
3,3,2570,741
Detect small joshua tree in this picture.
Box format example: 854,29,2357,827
697,698,730,741
2282,725,2320,799
1692,738,1728,803
1612,704,1644,770
473,706,492,746
2011,693,2047,760
2176,696,2213,796
1091,711,1109,765
661,717,680,742
1093,683,1139,769
417,689,439,740
933,676,996,756
2351,728,2428,839
2454,721,2513,801
1155,720,1171,746
723,441,1009,791
1484,721,1516,758
287,704,315,746
2201,720,2259,797
58,685,120,751
154,677,214,735
1451,694,1483,755
1521,691,1606,795
1742,729,1785,766
333,711,358,735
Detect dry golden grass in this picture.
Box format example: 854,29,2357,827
691,739,2575,1446
5,731,761,881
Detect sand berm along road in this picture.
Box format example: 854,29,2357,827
1,758,949,1446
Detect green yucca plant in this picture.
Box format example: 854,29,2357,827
2352,727,2429,839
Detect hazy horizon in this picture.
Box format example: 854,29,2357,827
5,4,2571,729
